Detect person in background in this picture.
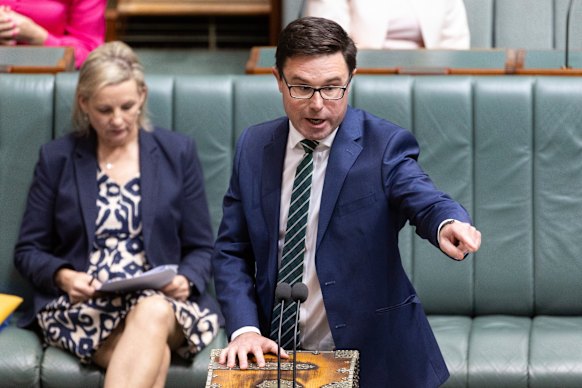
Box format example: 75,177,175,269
0,0,106,68
305,0,470,49
14,41,222,388
212,16,480,387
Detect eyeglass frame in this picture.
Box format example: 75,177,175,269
280,72,352,100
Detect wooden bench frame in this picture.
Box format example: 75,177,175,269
107,0,282,46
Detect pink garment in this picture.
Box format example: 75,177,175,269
384,1,423,49
0,0,106,68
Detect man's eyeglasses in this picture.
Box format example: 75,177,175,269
281,73,352,100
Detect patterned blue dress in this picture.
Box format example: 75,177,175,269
37,170,219,364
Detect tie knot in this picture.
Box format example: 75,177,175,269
300,139,319,154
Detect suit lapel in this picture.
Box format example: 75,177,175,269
261,121,288,245
139,130,159,251
317,108,363,248
74,134,98,251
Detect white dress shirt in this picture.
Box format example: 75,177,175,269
277,123,337,350
230,123,337,349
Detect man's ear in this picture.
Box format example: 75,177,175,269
272,67,284,93
347,68,357,92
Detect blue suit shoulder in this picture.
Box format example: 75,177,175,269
349,107,408,134
38,133,89,171
40,127,195,153
148,126,196,150
42,132,81,154
343,106,417,146
242,116,288,139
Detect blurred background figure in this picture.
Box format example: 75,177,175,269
304,0,470,49
0,0,106,68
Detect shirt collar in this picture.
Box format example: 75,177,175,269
287,121,338,151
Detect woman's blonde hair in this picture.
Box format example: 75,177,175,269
72,41,152,135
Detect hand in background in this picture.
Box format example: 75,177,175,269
54,268,101,304
0,6,47,45
160,274,190,301
0,6,16,45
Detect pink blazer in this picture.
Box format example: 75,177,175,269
0,0,106,67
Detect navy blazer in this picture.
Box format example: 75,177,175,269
212,107,471,387
15,128,222,328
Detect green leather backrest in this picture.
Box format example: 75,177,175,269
354,75,582,316
489,0,582,50
172,75,234,235
534,77,582,315
463,0,494,48
3,74,582,319
0,75,54,310
493,0,554,49
232,75,283,141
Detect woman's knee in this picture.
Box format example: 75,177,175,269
127,295,175,330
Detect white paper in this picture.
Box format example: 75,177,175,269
98,265,178,293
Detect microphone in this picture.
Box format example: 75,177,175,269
274,283,292,388
290,282,308,388
564,0,575,69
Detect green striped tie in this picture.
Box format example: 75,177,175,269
270,139,318,349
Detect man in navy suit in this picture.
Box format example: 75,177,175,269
212,17,481,387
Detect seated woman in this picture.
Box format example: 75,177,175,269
14,41,222,387
304,0,470,49
0,0,106,67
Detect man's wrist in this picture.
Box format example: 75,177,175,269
437,219,456,245
231,326,261,341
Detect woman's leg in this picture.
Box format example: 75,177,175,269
152,345,171,388
95,295,183,388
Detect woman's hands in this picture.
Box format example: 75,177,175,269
54,268,102,304
160,274,191,301
54,269,192,303
0,6,47,46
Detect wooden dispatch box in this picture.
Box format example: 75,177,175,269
206,349,359,387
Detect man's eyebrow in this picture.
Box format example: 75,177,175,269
288,76,346,85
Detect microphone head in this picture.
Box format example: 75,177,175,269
275,282,292,303
291,282,309,303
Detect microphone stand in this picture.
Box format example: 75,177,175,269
290,283,308,388
277,300,286,388
274,283,291,388
292,301,301,388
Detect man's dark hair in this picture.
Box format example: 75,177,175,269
275,17,357,76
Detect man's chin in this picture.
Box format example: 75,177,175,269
297,125,334,141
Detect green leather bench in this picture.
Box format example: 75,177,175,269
2,73,582,387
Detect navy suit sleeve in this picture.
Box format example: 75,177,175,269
14,145,74,294
382,127,471,246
